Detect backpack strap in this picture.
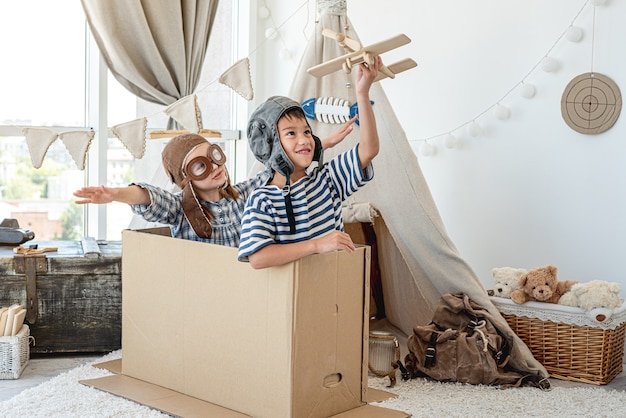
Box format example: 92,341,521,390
424,331,438,368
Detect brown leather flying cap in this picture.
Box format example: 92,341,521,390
162,133,208,188
161,133,214,238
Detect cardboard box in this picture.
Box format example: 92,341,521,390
83,229,407,417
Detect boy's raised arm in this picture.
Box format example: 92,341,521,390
355,55,382,169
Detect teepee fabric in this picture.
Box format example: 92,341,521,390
250,1,547,378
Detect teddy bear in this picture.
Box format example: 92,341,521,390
491,267,527,298
510,264,578,304
559,280,623,322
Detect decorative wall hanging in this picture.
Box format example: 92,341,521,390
59,130,95,170
163,95,202,133
410,0,608,155
111,118,147,159
302,97,356,124
22,128,59,169
561,72,621,135
218,57,254,101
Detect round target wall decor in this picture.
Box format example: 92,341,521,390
561,72,622,135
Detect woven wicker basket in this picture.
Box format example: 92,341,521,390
0,325,30,379
491,297,626,385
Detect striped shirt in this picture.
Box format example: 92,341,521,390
238,145,373,261
130,169,271,247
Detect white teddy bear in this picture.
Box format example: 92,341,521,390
559,280,623,322
491,267,527,298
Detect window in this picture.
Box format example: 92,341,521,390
0,1,240,241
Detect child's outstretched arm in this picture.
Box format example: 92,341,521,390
355,55,382,169
321,115,358,149
73,185,150,205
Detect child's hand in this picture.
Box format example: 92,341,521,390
356,55,382,95
321,115,358,149
73,186,114,204
313,231,356,254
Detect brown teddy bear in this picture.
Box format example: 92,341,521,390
510,264,578,304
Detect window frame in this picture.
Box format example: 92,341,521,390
0,3,248,241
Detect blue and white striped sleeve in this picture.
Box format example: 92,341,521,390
328,145,374,201
238,191,277,262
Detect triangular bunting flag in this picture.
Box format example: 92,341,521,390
58,130,95,170
219,57,254,101
111,118,147,159
21,127,59,169
163,95,202,133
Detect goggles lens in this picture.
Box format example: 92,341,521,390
184,144,226,181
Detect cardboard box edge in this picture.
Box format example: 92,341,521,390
80,374,251,417
81,373,408,418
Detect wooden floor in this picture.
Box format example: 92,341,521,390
1,353,625,403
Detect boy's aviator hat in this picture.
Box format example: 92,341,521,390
247,96,323,177
161,133,214,239
247,96,324,233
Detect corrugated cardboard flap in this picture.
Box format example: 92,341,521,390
80,374,250,418
81,373,409,417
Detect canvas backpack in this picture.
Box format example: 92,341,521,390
402,292,549,388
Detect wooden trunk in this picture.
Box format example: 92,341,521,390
0,238,122,354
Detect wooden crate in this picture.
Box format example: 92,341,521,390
0,238,121,354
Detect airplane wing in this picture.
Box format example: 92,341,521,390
307,53,357,78
373,58,418,82
362,34,411,56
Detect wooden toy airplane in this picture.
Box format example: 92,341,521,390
307,29,417,81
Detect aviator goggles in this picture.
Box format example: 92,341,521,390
183,143,227,181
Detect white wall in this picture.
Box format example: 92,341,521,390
246,0,626,290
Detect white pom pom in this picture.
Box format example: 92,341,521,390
467,121,482,138
519,83,536,99
444,134,457,149
265,27,278,40
541,57,559,73
566,26,583,42
494,105,510,120
420,142,435,157
258,6,270,19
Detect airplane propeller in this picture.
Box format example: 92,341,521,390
322,28,362,53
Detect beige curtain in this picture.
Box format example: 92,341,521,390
81,0,218,127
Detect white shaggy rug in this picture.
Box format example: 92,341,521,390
2,350,626,417
368,375,626,417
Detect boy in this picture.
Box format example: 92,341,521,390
238,55,382,268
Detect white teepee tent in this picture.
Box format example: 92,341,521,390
275,1,548,379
